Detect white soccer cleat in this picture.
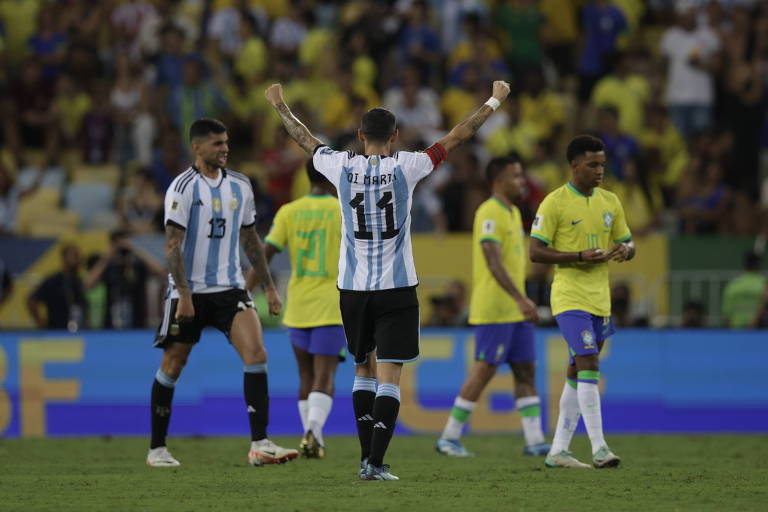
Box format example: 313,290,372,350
435,438,474,457
544,450,592,468
361,463,399,481
248,439,299,466
592,446,621,468
146,447,180,467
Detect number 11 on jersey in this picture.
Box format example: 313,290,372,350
348,192,399,240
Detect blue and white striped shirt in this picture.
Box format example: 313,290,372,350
164,167,256,296
313,145,442,291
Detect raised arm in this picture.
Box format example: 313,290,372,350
437,80,511,153
241,225,282,315
265,83,323,155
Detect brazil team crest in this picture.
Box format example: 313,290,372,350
602,211,613,228
581,330,596,349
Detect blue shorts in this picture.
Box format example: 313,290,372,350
554,310,614,365
474,322,535,366
288,326,347,360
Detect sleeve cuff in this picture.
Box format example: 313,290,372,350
424,143,447,170
241,220,257,228
265,239,283,251
614,234,632,243
165,219,186,231
312,144,327,156
479,236,502,244
531,233,552,245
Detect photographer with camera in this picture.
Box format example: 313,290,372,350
85,229,166,329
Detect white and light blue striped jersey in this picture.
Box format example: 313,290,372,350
312,144,446,291
164,166,257,297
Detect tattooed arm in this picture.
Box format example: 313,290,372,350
264,83,323,155
241,225,282,315
437,80,511,153
165,224,194,321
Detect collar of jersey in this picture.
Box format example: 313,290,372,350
306,194,332,198
567,182,595,198
491,196,512,211
192,165,226,188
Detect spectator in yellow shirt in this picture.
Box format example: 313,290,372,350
590,52,650,137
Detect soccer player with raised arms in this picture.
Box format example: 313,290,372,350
147,118,298,467
436,155,549,458
266,80,510,480
247,159,345,459
530,135,635,469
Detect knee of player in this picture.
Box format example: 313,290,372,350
574,354,600,372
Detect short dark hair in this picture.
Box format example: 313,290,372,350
189,118,226,143
306,158,331,187
744,251,761,271
566,135,605,163
361,108,396,143
485,155,521,185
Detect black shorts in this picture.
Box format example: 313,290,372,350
154,289,254,348
339,286,420,365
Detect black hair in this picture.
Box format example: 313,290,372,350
189,118,226,143
744,251,761,271
306,158,331,187
110,229,129,243
361,108,397,143
566,135,605,163
485,155,521,185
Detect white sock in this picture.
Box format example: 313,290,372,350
298,399,309,432
307,391,333,447
576,371,606,454
549,380,581,455
441,396,476,440
516,395,545,446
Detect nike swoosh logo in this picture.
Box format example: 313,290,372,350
260,450,276,456
571,220,582,225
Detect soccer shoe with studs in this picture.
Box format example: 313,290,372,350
146,447,180,467
544,450,592,468
248,439,299,466
299,430,325,459
361,463,399,481
523,442,552,456
435,438,474,457
592,446,621,468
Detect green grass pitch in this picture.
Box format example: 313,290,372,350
1,435,766,511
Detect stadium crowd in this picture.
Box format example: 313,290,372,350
1,0,768,329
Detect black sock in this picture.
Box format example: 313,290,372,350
150,375,175,449
352,388,376,462
368,385,400,467
244,368,269,442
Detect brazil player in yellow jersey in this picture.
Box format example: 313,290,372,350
530,135,635,469
247,160,344,458
436,155,549,458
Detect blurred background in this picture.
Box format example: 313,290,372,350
0,0,766,438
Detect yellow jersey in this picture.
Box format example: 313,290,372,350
531,183,631,317
264,194,342,327
469,198,527,324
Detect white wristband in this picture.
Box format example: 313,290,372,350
484,97,501,111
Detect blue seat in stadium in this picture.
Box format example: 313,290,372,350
64,182,115,229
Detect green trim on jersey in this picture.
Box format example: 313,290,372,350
264,238,283,251
566,182,595,198
531,233,552,245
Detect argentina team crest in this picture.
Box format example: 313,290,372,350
230,198,238,210
213,197,222,212
602,211,613,228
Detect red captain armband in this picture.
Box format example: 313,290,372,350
424,143,447,170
